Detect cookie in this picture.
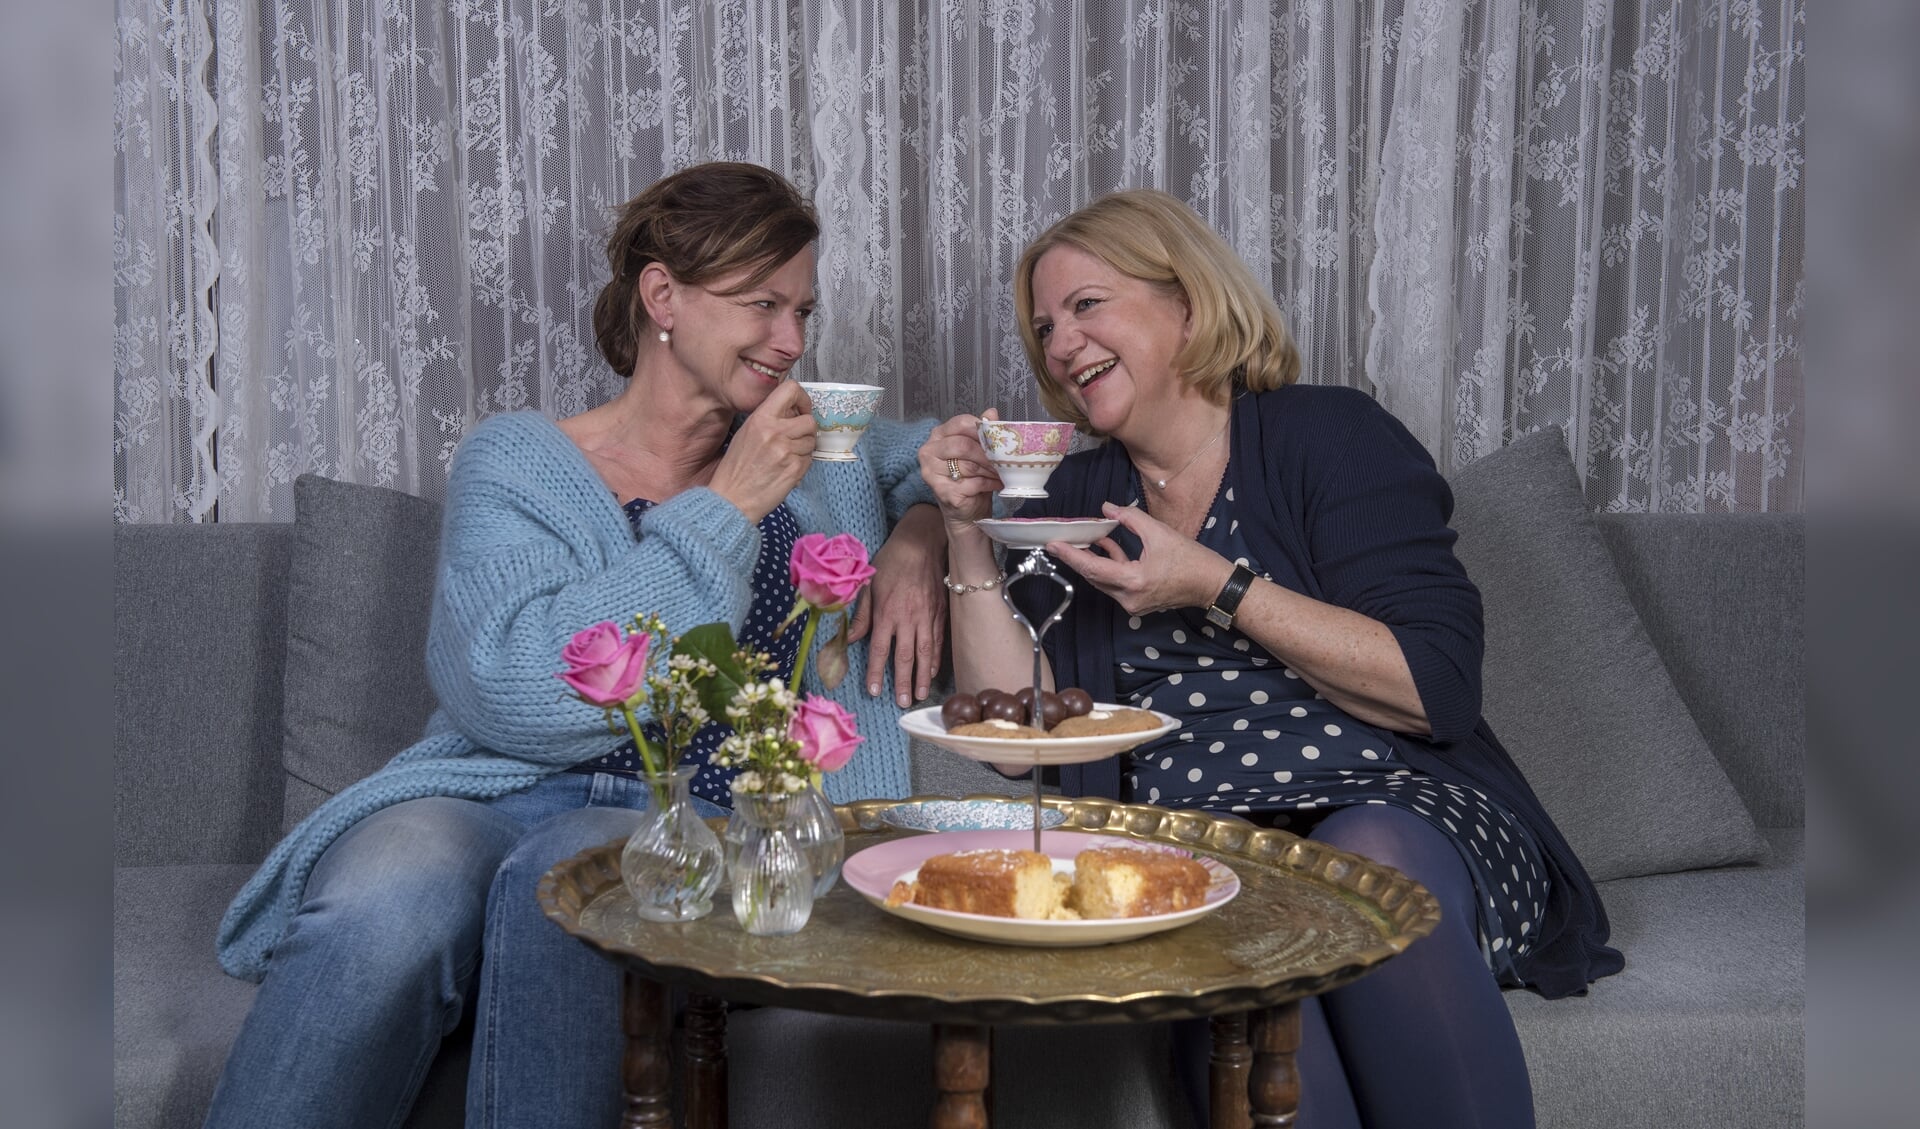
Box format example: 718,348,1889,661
1048,707,1162,738
949,719,1051,740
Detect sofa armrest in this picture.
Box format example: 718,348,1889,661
114,524,293,866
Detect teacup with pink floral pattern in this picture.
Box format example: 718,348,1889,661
977,419,1071,498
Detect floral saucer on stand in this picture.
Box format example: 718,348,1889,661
875,799,1069,833
973,517,1119,550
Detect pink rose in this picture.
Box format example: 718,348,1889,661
788,695,863,772
789,533,876,612
557,621,650,707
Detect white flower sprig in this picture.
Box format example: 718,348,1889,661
711,678,812,795
627,615,770,792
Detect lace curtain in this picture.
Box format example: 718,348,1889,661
114,0,1803,521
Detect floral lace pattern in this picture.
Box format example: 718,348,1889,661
114,0,1801,522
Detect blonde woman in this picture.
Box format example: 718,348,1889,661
922,190,1620,1128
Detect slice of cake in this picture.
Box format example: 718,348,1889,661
886,848,1063,918
1068,847,1210,918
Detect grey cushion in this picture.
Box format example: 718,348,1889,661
1448,429,1767,880
1596,515,1804,828
114,865,263,1129
1506,828,1803,1129
279,474,444,830
113,863,468,1129
115,525,293,866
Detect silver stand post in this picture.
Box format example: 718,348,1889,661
999,549,1074,852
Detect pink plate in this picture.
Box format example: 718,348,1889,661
844,830,1239,947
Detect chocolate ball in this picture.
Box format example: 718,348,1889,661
1057,688,1094,718
939,694,982,728
983,695,1027,724
1037,690,1069,730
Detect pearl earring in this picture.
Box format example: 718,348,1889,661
658,330,670,343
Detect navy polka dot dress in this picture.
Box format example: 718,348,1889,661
575,497,802,809
1120,480,1548,983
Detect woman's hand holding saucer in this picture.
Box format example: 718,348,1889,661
709,380,818,522
1045,501,1234,618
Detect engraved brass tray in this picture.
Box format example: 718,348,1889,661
538,795,1440,1026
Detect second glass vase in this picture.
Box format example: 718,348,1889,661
728,789,814,935
725,778,844,899
792,778,845,898
619,766,724,922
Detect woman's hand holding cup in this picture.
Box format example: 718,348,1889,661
919,410,1003,539
710,380,817,523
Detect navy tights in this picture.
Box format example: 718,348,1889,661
1174,805,1536,1128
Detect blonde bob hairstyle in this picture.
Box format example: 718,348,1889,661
1014,189,1299,433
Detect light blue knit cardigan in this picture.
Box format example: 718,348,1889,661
216,409,937,981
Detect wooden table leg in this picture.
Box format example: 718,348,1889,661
1208,1012,1252,1129
620,971,673,1129
930,1023,991,1129
1248,1002,1303,1128
684,993,728,1129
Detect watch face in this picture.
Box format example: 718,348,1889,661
1205,606,1233,629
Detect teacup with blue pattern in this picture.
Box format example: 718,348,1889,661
801,382,885,461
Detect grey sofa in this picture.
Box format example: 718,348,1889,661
115,435,1802,1129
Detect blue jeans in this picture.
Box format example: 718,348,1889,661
202,772,727,1129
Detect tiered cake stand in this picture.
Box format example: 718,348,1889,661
899,521,1176,851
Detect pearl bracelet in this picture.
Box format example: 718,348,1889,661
943,571,1007,596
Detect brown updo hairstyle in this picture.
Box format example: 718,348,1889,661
1013,189,1300,434
593,162,820,378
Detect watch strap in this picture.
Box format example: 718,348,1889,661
1205,564,1256,629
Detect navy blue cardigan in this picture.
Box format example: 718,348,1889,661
1013,385,1623,998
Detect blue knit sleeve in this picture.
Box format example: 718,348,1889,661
862,415,939,523
1298,395,1486,744
425,414,762,764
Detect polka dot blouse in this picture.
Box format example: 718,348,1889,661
571,497,802,809
1119,480,1549,983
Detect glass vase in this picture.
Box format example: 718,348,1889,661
728,789,815,935
792,778,845,898
723,779,844,899
619,766,723,922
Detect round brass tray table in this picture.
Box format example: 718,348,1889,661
539,795,1440,1129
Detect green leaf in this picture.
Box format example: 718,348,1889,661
672,622,756,719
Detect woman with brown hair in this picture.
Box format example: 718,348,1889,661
922,189,1620,1127
204,162,947,1129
